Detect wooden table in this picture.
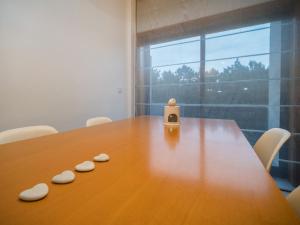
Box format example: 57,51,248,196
0,116,299,225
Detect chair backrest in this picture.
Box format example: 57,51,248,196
253,128,291,171
0,126,58,144
287,186,300,218
86,117,112,127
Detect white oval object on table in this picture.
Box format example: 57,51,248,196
75,161,95,172
94,153,110,162
19,183,48,201
52,170,75,184
168,98,177,106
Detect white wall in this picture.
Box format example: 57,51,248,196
0,0,134,132
137,0,273,32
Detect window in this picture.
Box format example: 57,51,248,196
136,23,271,122
136,20,300,187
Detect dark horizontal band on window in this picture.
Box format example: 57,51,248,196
279,159,300,165
134,103,300,108
242,129,300,136
135,103,300,107
135,77,300,87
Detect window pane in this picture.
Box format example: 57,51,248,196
206,27,270,60
200,81,268,105
183,106,268,130
206,23,270,38
151,36,200,48
205,55,269,82
152,63,200,85
152,84,200,104
150,39,200,67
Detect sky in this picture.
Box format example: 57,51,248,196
149,23,271,73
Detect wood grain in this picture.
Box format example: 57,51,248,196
0,116,299,225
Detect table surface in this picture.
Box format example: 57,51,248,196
0,116,299,225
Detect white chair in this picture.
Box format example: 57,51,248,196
287,186,300,218
253,128,291,171
0,126,58,144
86,117,112,127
